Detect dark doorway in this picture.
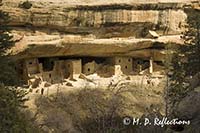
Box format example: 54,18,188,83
38,58,55,72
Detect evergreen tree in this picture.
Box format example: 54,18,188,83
0,9,13,53
0,2,37,132
0,84,28,132
183,9,200,76
169,8,200,103
0,2,20,86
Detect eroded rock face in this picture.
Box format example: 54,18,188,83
10,33,183,61
1,0,199,59
1,0,189,31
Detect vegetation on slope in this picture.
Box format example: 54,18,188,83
166,7,200,132
0,1,38,132
169,8,200,108
29,81,166,133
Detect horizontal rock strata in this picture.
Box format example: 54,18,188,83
1,0,199,60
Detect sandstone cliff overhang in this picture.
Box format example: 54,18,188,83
10,34,183,61
2,0,198,61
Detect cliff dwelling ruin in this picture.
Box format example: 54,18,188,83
16,56,160,85
2,0,199,87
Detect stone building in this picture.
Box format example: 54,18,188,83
20,56,160,85
108,57,133,75
82,61,97,75
22,58,82,85
65,59,82,79
24,58,40,78
21,56,144,85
